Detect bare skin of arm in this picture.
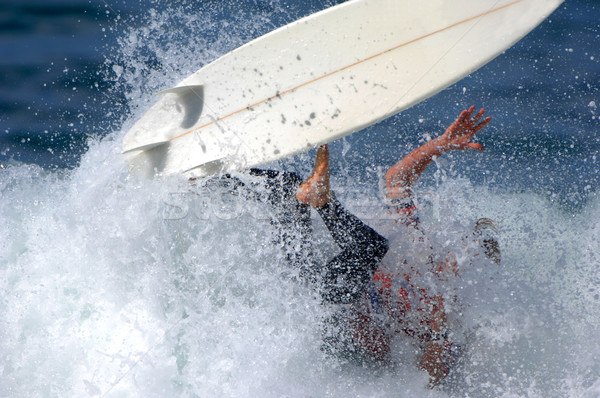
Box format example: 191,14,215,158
388,107,491,386
385,106,491,201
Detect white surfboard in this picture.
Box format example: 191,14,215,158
123,0,563,178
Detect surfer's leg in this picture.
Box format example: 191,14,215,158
315,196,389,304
296,145,331,208
296,144,388,302
315,200,390,359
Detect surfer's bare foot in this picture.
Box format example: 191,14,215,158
297,144,331,208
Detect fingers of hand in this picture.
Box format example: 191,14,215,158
467,142,484,151
466,105,475,116
465,109,489,137
455,107,479,134
447,107,490,145
471,108,486,124
462,106,475,123
473,116,492,134
457,109,469,124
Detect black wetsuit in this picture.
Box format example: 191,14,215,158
235,169,389,305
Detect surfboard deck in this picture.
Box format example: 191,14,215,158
123,0,563,178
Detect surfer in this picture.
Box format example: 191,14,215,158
294,106,493,386
200,106,495,386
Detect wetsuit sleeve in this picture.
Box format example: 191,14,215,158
316,196,389,304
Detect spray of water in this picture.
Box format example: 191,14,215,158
1,1,599,397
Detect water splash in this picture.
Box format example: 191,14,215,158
2,1,600,396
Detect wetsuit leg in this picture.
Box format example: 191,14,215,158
312,197,390,361
243,174,391,363
244,170,389,300
316,196,389,304
208,169,388,300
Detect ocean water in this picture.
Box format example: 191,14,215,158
1,0,600,397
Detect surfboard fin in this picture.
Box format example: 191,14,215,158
122,140,170,154
157,85,205,129
182,157,229,177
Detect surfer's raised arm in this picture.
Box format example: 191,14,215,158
385,106,491,200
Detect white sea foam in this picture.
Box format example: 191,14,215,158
2,138,599,396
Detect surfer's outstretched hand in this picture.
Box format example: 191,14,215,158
297,144,331,208
385,106,491,198
438,106,490,152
